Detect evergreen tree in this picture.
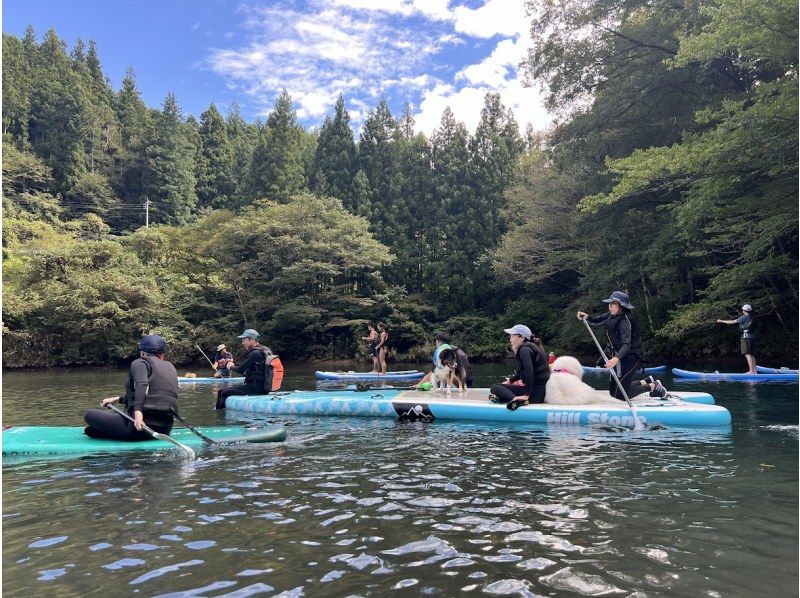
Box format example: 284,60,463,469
226,100,256,205
358,98,398,242
113,67,153,229
246,90,307,202
389,104,433,292
429,107,477,310
142,92,197,225
196,103,235,209
312,95,356,207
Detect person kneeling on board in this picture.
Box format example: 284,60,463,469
213,343,234,378
215,329,284,409
489,325,550,408
84,335,179,441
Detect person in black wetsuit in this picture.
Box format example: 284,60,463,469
489,324,550,406
577,291,665,400
84,335,179,441
215,328,274,409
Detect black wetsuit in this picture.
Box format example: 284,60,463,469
84,356,179,441
586,312,647,400
215,344,273,409
490,341,550,403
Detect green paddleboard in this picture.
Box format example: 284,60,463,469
2,424,286,457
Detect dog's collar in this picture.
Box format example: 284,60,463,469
552,368,576,376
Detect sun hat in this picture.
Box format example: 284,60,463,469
216,344,226,351
602,291,635,310
741,304,753,312
503,324,532,339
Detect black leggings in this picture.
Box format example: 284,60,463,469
216,383,264,409
609,355,649,401
490,382,547,404
84,408,173,441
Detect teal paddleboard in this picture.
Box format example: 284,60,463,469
2,424,286,457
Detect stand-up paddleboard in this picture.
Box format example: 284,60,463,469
225,389,728,427
756,366,799,375
582,365,667,374
315,370,424,382
179,376,241,383
672,368,799,382
2,424,286,457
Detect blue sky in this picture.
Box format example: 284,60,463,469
3,0,549,134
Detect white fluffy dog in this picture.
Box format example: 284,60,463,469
545,356,618,405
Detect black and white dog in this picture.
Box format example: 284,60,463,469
432,348,467,395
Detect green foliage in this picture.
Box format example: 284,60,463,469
246,90,308,203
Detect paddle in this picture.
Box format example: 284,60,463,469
580,318,647,431
106,403,196,458
169,409,217,444
195,343,230,378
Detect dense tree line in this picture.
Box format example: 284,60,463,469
3,3,797,367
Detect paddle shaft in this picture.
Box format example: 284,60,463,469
580,318,646,431
107,403,196,457
170,409,217,444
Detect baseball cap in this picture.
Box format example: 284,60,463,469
503,324,532,339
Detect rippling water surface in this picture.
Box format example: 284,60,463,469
2,364,797,596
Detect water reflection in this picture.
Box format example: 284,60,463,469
2,365,797,596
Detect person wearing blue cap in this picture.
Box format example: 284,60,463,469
577,291,665,401
716,304,757,374
84,335,179,441
215,329,274,409
489,324,550,408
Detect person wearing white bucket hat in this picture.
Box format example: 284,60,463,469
717,304,757,374
213,343,234,378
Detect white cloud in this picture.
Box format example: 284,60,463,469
206,0,549,134
453,0,528,38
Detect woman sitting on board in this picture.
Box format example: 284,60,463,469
213,343,234,378
84,335,179,441
489,325,550,407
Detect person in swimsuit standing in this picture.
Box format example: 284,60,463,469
375,322,389,375
362,322,379,373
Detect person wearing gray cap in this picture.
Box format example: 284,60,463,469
716,304,757,374
577,291,662,401
489,324,550,409
215,329,274,409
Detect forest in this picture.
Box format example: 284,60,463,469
2,0,797,367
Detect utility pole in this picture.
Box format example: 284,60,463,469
145,197,149,229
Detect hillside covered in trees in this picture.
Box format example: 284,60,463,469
3,0,797,367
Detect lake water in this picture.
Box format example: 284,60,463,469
2,363,798,596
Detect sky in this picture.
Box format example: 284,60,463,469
3,0,550,135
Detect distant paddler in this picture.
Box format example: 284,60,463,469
213,343,234,378
84,335,180,441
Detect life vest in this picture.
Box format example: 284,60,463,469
517,341,551,384
740,314,757,339
124,356,179,413
266,355,284,391
603,313,643,359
